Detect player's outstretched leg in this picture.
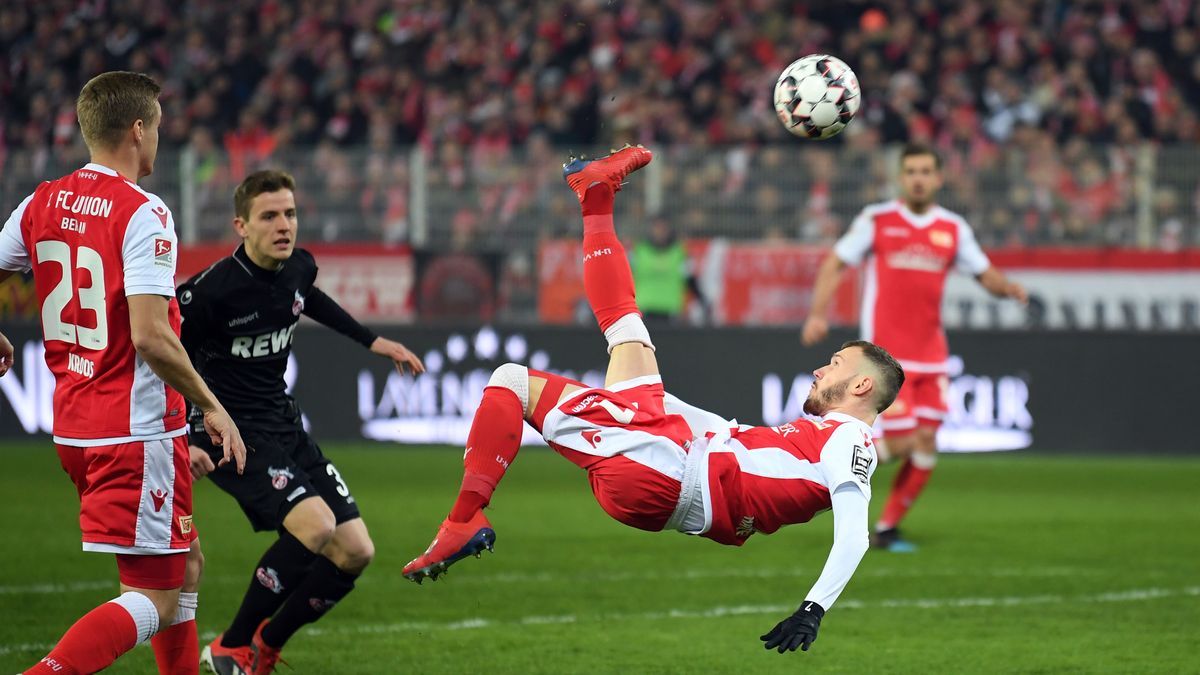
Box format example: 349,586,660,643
402,364,527,583
563,145,659,385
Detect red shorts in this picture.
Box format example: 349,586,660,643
57,434,196,554
880,371,949,434
540,375,693,532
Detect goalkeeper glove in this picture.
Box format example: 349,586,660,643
760,600,825,653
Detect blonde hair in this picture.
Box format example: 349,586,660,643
76,71,161,151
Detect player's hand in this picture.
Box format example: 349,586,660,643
202,407,247,475
189,445,216,481
760,601,825,654
370,337,425,375
801,316,829,347
1007,281,1029,305
0,330,13,377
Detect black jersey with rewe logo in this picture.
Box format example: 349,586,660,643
177,245,376,431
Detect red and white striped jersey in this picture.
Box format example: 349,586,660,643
700,412,876,546
834,200,990,373
0,163,186,445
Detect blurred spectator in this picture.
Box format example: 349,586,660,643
630,217,709,325
0,0,1197,249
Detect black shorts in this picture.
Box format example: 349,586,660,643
192,424,360,532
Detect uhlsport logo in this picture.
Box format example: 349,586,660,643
357,327,606,445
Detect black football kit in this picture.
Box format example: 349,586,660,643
178,245,376,531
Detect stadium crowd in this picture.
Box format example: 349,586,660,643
1,0,1198,248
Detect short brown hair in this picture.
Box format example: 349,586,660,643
234,170,297,220
842,340,905,414
76,71,161,151
900,142,942,170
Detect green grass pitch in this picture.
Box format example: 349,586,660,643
1,443,1197,674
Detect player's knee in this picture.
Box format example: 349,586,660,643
343,537,376,573
488,363,530,410
914,425,938,450
184,542,204,589
287,507,337,551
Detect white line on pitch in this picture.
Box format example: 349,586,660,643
3,586,1196,657
297,585,1200,638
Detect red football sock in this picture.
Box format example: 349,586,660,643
580,184,639,332
448,386,525,522
877,457,934,531
151,619,199,675
27,602,139,675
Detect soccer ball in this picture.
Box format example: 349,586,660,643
773,54,861,139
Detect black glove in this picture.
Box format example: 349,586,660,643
760,601,825,653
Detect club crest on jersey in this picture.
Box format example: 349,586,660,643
928,230,954,248
292,290,306,316
268,466,295,490
153,238,173,267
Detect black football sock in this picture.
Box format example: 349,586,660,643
221,530,317,647
260,556,359,649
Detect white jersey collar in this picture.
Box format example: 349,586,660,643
83,162,119,176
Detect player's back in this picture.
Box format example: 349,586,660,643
835,200,989,370
14,163,185,443
700,414,875,546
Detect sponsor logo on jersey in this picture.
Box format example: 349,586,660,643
735,516,757,538
582,429,603,448
882,226,910,237
256,566,285,594
153,238,173,267
231,324,297,358
884,247,947,272
850,444,871,483
268,466,294,490
150,488,168,512
179,290,193,305
179,515,193,535
292,290,306,316
151,205,169,227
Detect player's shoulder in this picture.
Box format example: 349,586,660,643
856,200,902,221
932,204,973,232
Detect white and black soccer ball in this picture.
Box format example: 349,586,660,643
773,54,861,140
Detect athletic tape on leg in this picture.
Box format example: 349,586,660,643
109,591,160,643
487,363,530,410
604,313,655,354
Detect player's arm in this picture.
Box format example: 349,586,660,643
760,484,869,654
802,209,871,346
128,294,245,473
956,220,1027,304
0,328,12,377
304,286,425,374
977,265,1028,303
0,195,35,378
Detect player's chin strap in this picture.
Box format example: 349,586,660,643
604,313,656,354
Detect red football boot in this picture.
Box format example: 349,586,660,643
562,144,653,201
402,510,496,584
200,632,255,675
250,619,288,674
